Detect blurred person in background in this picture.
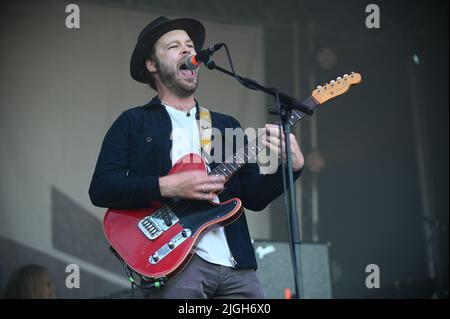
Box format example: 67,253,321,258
3,264,56,299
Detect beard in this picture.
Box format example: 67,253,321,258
154,57,199,98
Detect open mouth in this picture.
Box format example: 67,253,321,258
178,63,196,79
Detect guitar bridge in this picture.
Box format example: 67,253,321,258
138,209,179,240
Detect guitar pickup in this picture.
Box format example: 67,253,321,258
138,211,179,241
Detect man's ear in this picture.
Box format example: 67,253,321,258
146,59,157,73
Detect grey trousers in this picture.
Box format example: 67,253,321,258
143,254,266,299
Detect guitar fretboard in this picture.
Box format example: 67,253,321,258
210,96,319,179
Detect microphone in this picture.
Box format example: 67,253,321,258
185,43,224,70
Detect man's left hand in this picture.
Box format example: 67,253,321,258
261,124,304,172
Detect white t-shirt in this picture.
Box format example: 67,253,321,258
163,104,234,267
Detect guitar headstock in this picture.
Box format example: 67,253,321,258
312,72,362,104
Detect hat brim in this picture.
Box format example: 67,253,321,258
130,18,205,83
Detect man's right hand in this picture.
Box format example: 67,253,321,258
159,171,226,201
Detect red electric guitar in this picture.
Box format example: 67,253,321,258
103,72,362,281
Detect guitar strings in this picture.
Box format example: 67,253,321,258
153,95,317,219
153,95,316,219
152,78,357,219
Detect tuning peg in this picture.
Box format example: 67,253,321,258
316,85,322,89
330,80,335,83
344,73,349,77
337,76,342,80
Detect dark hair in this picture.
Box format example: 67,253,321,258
145,46,157,90
3,264,54,299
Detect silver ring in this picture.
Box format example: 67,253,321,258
201,184,208,193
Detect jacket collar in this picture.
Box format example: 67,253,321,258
144,95,201,120
143,95,163,109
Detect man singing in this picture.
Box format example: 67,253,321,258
89,16,304,298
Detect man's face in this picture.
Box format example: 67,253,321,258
147,30,199,97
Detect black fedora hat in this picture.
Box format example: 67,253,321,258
130,16,205,84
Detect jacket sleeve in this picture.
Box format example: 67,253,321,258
231,118,303,211
88,111,162,209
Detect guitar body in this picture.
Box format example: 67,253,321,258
103,153,243,279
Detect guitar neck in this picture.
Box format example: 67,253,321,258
210,96,320,179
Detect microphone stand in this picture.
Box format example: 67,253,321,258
205,61,313,116
205,59,310,299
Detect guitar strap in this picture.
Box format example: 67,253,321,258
198,106,212,158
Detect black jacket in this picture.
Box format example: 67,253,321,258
89,96,301,269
